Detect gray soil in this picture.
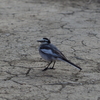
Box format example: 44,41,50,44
0,0,100,100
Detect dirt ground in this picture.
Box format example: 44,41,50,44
0,0,100,100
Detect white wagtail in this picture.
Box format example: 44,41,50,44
37,38,82,71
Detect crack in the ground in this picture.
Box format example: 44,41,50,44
87,32,100,39
11,80,26,85
3,71,18,81
0,97,9,100
45,79,100,86
81,40,87,46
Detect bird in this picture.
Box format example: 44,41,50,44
37,38,82,71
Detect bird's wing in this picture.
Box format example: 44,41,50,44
40,44,66,59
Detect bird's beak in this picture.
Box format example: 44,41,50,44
37,39,44,42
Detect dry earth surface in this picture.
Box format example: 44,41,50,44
0,0,100,100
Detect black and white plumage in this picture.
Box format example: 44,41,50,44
37,38,82,71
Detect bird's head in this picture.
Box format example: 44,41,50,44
37,38,51,44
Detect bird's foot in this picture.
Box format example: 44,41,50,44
79,68,82,72
49,67,55,70
42,67,55,71
42,67,48,71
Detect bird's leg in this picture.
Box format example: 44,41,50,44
42,61,52,71
50,61,56,69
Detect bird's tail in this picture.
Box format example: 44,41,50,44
62,58,82,71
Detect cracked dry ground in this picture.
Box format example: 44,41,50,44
0,0,100,100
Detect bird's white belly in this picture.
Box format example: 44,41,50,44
39,51,56,61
